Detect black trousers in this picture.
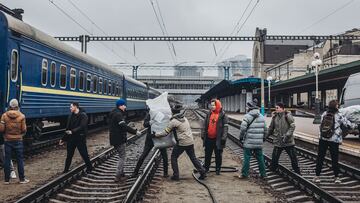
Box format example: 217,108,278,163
171,144,205,178
64,137,93,172
270,146,301,174
204,138,222,172
315,139,339,177
133,139,168,175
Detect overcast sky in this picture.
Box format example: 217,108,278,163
2,0,360,69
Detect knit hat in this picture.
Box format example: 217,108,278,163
116,99,126,107
276,102,285,109
9,99,19,108
246,98,259,110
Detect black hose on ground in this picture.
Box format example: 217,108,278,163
191,157,238,203
192,171,218,203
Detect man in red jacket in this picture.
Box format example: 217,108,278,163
202,99,228,175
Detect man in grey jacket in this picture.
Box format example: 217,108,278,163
238,99,267,179
267,102,301,174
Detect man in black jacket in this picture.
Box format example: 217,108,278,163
59,102,93,173
132,109,168,177
109,99,140,182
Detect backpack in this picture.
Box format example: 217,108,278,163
320,112,335,138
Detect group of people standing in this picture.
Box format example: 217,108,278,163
238,99,356,184
0,96,356,185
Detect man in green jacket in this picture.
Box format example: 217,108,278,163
267,102,301,174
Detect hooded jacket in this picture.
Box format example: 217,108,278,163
239,109,266,149
0,110,27,141
268,111,296,147
156,111,194,146
109,108,137,146
202,100,228,149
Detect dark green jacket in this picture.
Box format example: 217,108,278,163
268,111,295,147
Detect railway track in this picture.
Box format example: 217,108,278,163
16,130,162,203
193,109,360,203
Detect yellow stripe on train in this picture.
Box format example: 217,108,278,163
21,85,120,100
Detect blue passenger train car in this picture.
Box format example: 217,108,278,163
0,10,154,140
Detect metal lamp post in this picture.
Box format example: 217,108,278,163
311,53,322,124
267,76,273,117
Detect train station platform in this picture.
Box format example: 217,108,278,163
227,113,360,158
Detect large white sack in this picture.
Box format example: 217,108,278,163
339,105,360,123
146,92,172,133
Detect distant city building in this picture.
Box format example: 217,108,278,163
174,66,204,77
217,55,251,80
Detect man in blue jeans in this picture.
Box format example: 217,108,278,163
0,99,29,184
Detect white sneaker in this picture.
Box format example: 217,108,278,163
313,176,320,183
334,177,341,184
19,179,30,184
10,171,17,179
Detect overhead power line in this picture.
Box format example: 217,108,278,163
149,0,177,63
47,0,129,63
300,0,355,33
67,0,139,63
214,0,260,64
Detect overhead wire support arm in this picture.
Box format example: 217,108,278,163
55,35,360,42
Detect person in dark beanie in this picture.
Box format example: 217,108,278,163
0,99,28,184
59,102,93,174
267,102,301,174
238,99,267,179
202,99,228,175
155,104,206,181
313,100,356,183
109,99,141,182
132,107,168,177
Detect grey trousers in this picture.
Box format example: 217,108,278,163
0,144,14,170
115,144,126,177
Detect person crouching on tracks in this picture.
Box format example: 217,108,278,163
201,99,228,175
313,100,357,184
238,99,267,179
267,102,301,175
132,107,168,178
59,102,93,174
0,99,29,184
109,99,141,182
154,104,206,181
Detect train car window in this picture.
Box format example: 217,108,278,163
41,59,48,86
10,50,19,82
59,65,67,89
70,68,76,90
50,62,56,87
119,82,123,97
79,71,84,91
112,81,115,96
99,77,103,94
93,75,98,93
115,82,119,96
104,79,108,94
108,80,112,95
86,73,91,92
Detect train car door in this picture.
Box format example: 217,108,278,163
7,41,21,107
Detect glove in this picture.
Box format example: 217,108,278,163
136,130,142,136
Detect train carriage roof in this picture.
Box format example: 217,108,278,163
124,75,147,88
1,11,123,77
